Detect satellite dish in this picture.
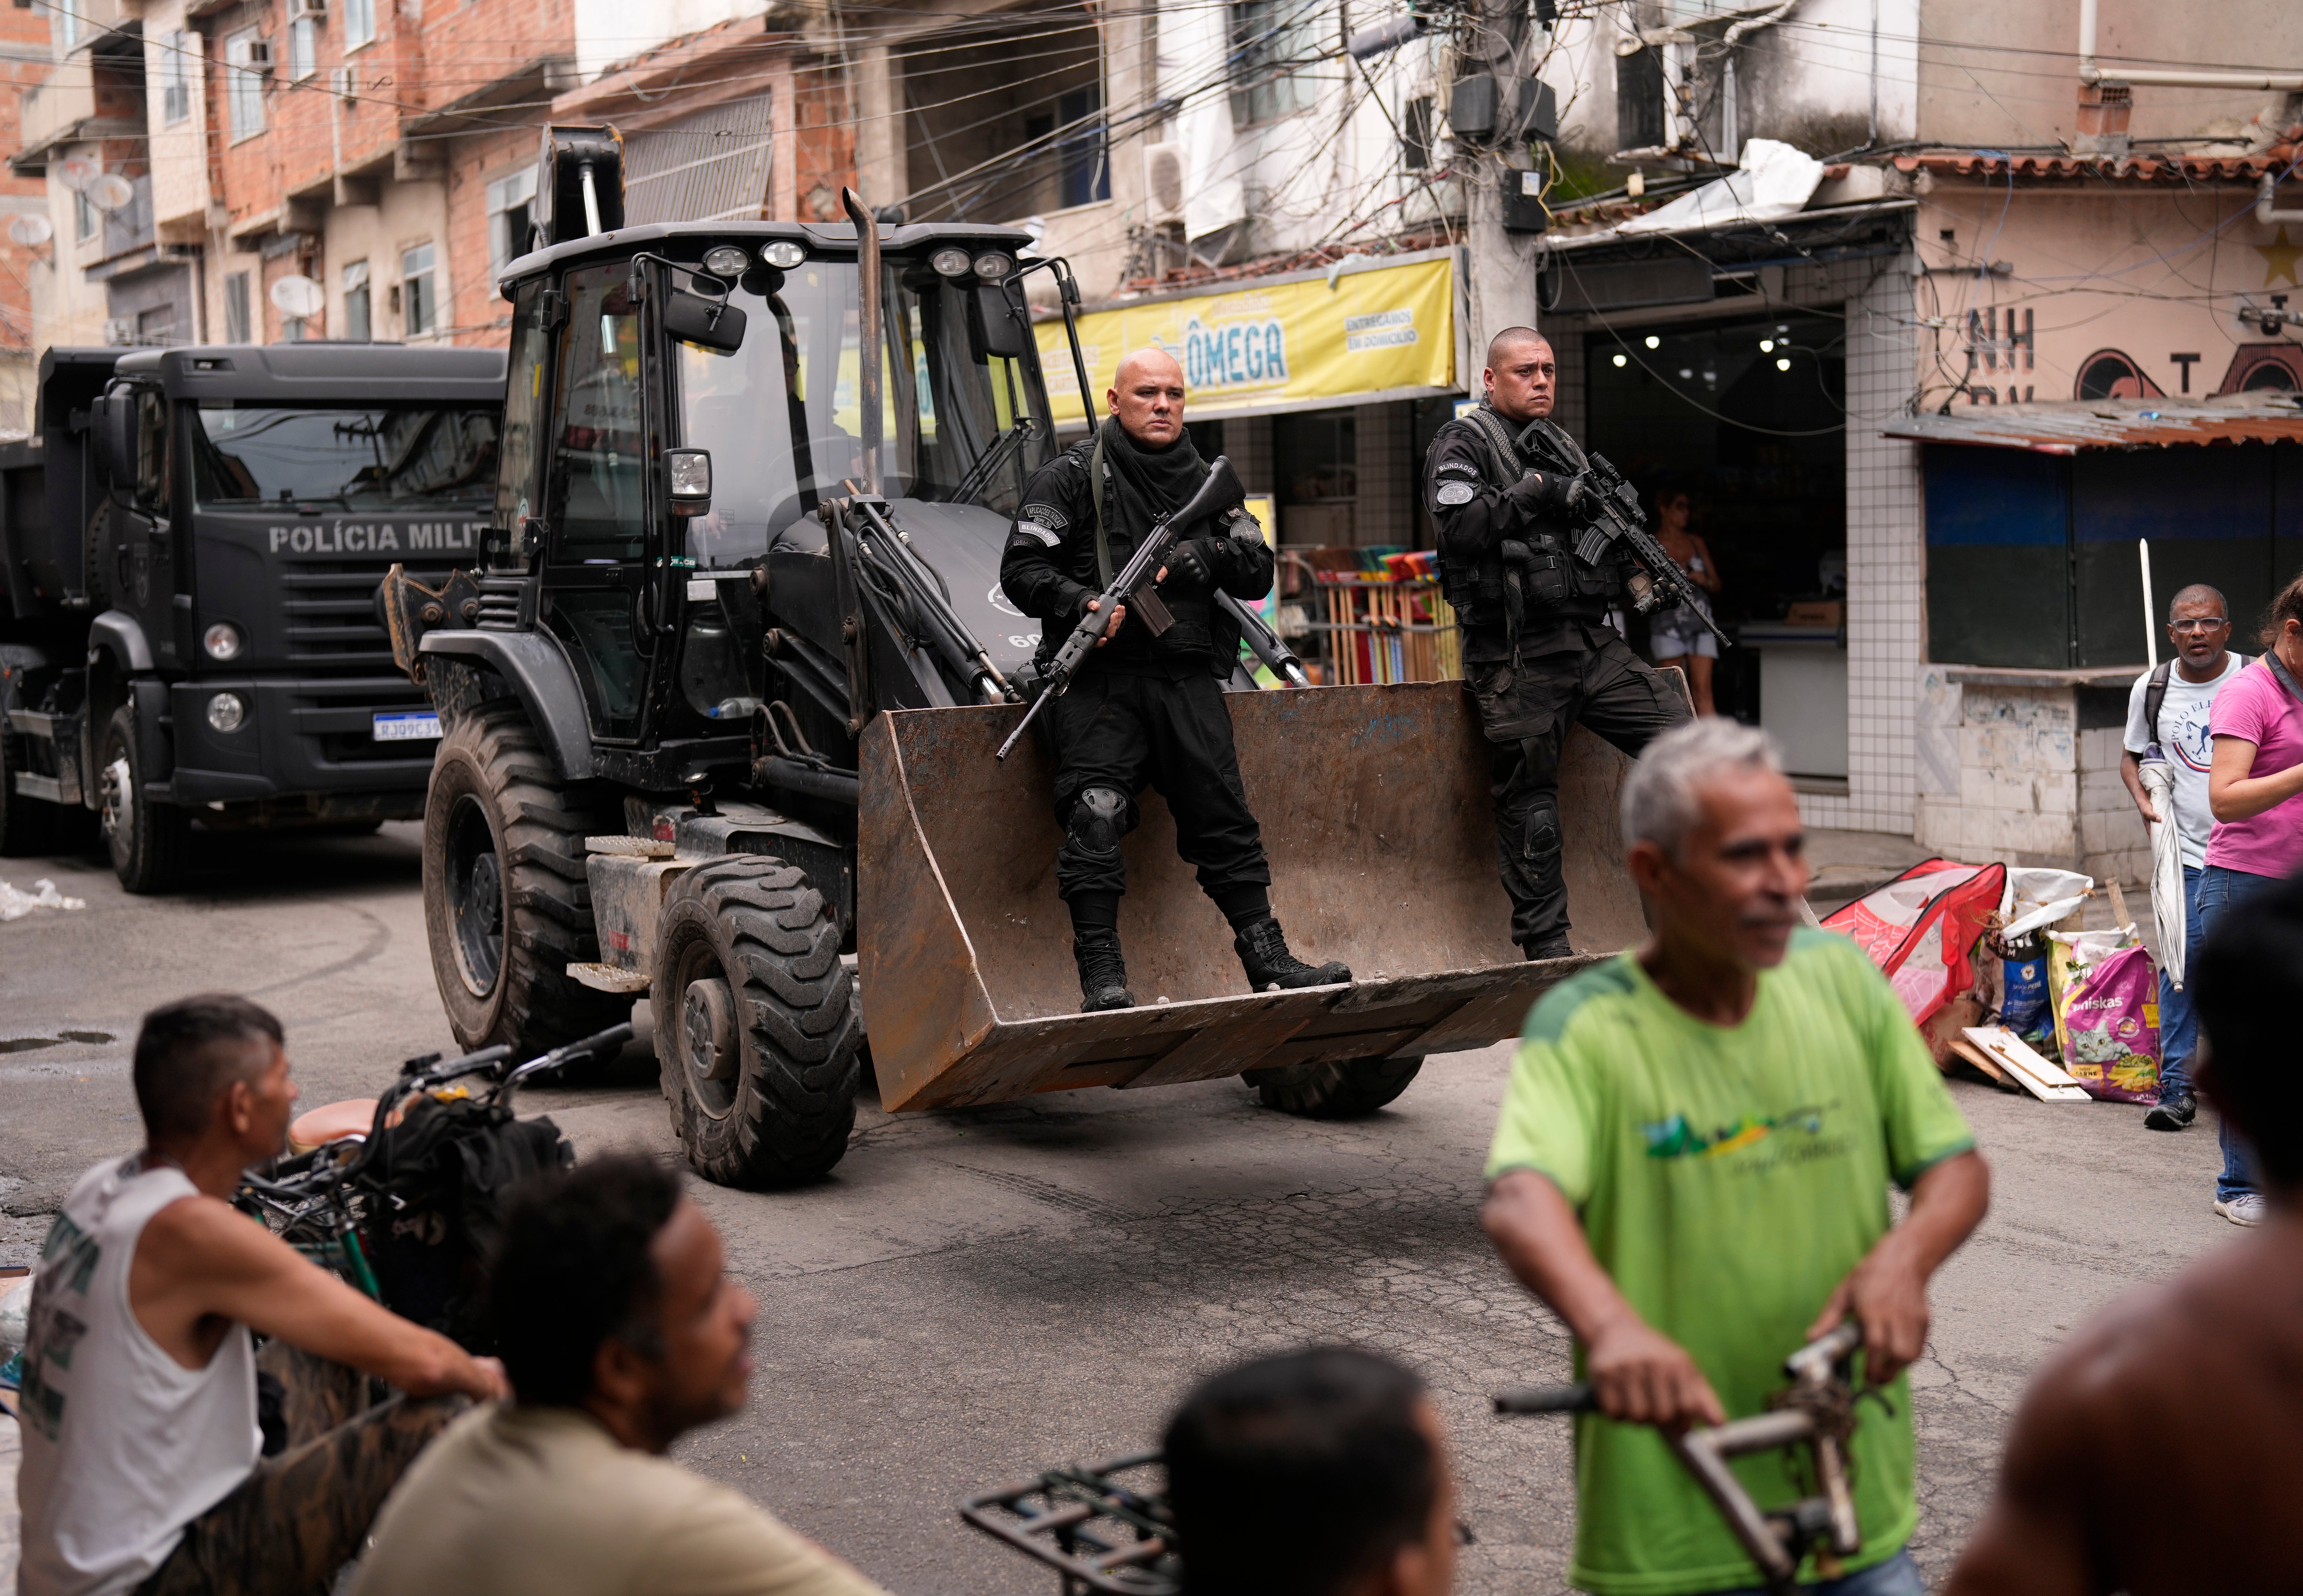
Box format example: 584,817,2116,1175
270,275,326,320
86,173,135,213
53,152,98,192
8,214,53,246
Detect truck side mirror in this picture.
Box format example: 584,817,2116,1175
92,392,137,491
973,283,1026,359
663,289,746,355
666,448,712,518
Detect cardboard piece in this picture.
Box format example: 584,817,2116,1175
1960,1026,2092,1102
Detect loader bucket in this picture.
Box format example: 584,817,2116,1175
857,680,1652,1112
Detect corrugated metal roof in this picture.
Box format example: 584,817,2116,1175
1881,394,2303,454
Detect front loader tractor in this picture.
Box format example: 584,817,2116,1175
386,128,1655,1188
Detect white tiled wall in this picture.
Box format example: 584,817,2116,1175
1836,252,1925,835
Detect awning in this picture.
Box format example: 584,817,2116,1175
1036,250,1460,426
1881,394,2303,455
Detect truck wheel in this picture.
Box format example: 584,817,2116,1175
421,705,626,1057
99,705,190,893
1246,1056,1423,1119
0,724,59,856
652,856,859,1188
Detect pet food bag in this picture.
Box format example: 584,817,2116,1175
2053,945,2160,1104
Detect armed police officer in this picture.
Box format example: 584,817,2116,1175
1426,328,1691,960
1001,348,1350,1013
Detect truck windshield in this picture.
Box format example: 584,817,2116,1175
189,406,500,510
675,258,1052,570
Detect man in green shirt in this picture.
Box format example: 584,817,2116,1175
1481,719,1991,1595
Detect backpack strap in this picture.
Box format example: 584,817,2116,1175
1089,426,1114,588
1459,406,1528,488
2143,659,2172,748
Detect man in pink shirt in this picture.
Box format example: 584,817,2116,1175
2201,574,2303,1224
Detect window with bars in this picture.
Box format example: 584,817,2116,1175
401,243,436,337
487,167,537,273
343,260,371,342
225,272,251,343
162,33,192,124
1228,0,1323,129
226,30,265,142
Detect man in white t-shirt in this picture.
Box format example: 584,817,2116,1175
2119,583,2248,1133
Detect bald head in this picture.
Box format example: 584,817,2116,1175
1483,327,1556,424
1108,346,1187,448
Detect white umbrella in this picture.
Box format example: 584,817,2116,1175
2139,757,2186,988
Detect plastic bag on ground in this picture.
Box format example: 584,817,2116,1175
1822,859,2008,1024
0,878,87,922
2000,867,2094,940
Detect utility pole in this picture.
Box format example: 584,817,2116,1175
1454,0,1550,375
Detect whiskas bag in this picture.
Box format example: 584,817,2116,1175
2055,945,2160,1104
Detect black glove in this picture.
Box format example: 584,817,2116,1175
1507,469,1592,521
1162,538,1219,592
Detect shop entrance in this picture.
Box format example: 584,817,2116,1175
1583,308,1847,771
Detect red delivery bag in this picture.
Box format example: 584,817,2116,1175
1821,859,2009,1025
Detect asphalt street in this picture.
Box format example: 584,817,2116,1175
0,821,2233,1593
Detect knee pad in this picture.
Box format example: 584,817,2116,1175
1068,786,1130,858
1522,799,1562,869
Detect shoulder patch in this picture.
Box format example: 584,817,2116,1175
1434,460,1481,478
1226,506,1265,543
1013,521,1061,547
1520,957,1639,1046
1435,481,1476,506
1020,502,1069,532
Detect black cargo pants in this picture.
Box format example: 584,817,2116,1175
1467,630,1691,951
1048,667,1272,902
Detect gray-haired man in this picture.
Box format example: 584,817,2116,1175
1479,720,1989,1595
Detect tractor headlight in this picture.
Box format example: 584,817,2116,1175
972,251,1014,282
702,245,750,278
202,621,242,661
760,240,806,270
930,246,973,278
205,692,247,734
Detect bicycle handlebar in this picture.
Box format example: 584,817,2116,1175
1492,1383,1595,1415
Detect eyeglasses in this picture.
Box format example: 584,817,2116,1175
2169,618,2229,634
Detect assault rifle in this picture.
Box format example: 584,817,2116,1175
996,456,1246,760
1517,426,1732,651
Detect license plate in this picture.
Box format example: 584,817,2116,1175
373,711,442,743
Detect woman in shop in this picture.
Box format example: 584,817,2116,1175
1646,485,1723,716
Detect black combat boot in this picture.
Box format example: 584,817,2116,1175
1074,928,1135,1013
1522,934,1574,962
1235,917,1351,992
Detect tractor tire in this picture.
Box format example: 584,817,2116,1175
98,705,190,893
0,721,59,857
1246,1056,1423,1119
652,856,859,1188
421,704,627,1058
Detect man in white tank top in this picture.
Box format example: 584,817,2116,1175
15,995,507,1596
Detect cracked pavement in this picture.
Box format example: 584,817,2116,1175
0,823,2233,1592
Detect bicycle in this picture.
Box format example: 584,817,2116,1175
1493,1321,1872,1595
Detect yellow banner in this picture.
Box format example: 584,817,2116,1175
1038,256,1457,419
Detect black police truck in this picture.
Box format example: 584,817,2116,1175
0,342,504,890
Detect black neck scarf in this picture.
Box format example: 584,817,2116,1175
1098,415,1209,549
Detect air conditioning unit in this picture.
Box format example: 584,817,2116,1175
1143,142,1186,227
288,0,326,16
244,39,272,69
